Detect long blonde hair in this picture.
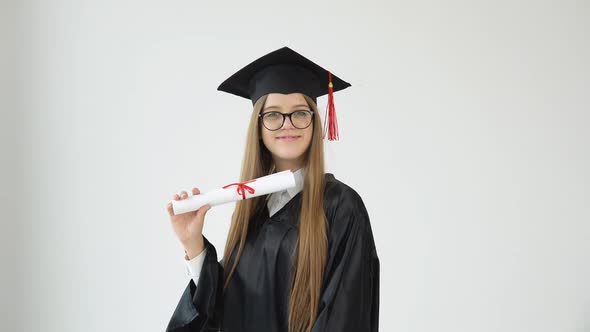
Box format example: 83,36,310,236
222,94,328,332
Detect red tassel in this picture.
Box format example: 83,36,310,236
323,71,339,141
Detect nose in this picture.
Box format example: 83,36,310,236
281,115,296,129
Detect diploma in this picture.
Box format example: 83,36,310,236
171,170,296,215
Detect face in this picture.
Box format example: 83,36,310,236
260,93,314,170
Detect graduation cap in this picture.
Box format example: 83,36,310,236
217,46,351,141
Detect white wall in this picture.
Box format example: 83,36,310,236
7,0,590,331
1,0,17,331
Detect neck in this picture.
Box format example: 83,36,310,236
274,157,304,172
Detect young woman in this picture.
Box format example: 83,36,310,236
165,47,379,332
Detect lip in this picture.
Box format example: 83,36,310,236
276,135,301,142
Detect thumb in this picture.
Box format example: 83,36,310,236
196,204,211,218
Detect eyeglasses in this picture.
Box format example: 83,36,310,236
258,110,314,131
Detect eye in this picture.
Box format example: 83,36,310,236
293,110,310,118
263,112,281,120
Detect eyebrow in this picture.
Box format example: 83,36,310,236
262,104,310,111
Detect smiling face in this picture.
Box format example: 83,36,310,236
259,93,314,171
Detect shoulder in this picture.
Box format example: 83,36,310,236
323,173,363,205
323,173,370,231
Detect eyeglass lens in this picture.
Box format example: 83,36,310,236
261,111,313,130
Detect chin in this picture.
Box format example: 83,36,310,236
272,149,306,162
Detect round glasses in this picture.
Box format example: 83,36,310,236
258,110,314,131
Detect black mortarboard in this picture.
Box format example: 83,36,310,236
217,46,351,140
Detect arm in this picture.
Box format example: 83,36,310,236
166,236,224,332
185,248,208,287
311,189,380,332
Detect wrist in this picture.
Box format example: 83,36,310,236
184,237,205,260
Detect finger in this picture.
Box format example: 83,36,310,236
167,202,174,216
172,193,180,201
196,204,211,217
180,191,188,199
191,187,200,195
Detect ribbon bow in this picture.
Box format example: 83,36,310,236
222,179,256,199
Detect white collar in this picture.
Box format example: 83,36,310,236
265,167,305,217
286,167,305,197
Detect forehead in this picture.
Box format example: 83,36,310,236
263,93,309,109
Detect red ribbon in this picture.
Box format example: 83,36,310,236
222,179,256,199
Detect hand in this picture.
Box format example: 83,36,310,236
166,188,211,258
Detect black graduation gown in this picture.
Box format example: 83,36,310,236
165,173,380,332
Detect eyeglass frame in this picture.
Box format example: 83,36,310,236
258,110,315,131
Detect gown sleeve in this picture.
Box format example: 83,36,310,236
165,236,224,332
311,188,380,332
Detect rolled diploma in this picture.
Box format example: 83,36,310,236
171,170,296,215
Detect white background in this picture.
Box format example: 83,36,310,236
1,0,589,331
